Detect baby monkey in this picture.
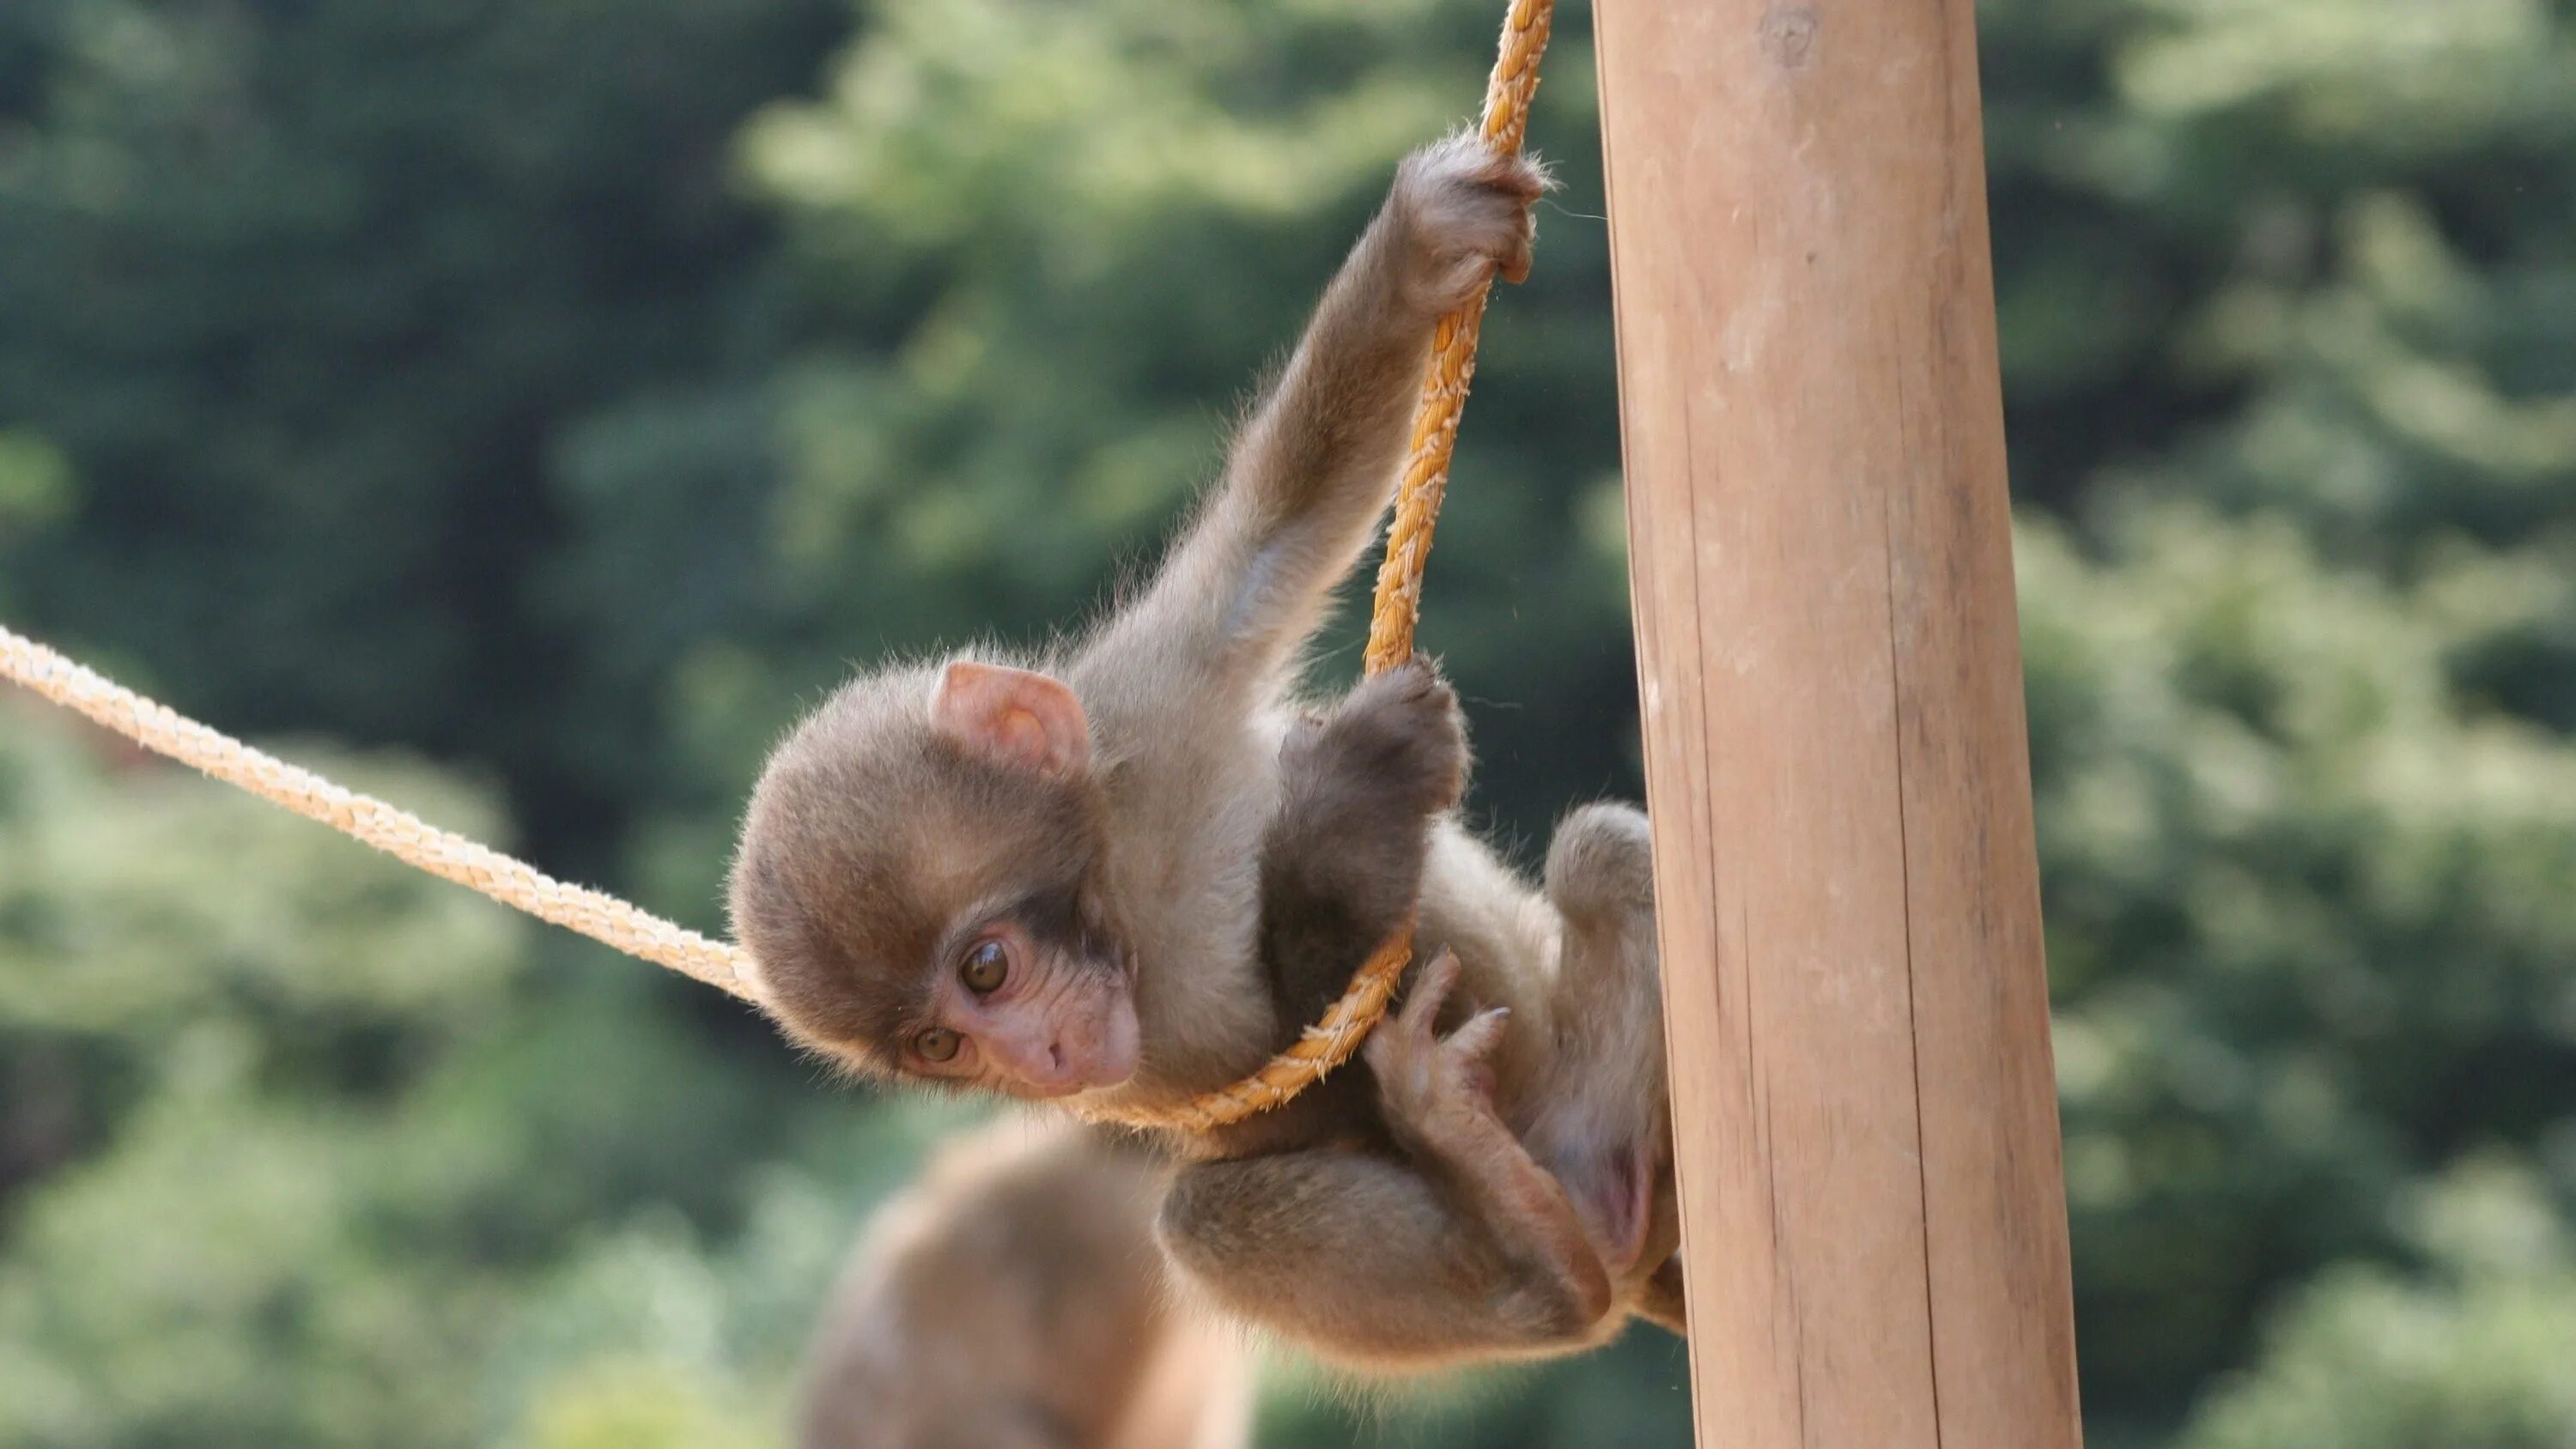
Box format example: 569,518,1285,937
732,133,1677,1369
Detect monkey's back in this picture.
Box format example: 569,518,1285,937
799,1119,1249,1449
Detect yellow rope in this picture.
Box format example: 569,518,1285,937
0,625,760,1003
1081,0,1557,1132
0,0,1555,1133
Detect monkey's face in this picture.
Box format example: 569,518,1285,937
732,659,1142,1100
884,879,1140,1099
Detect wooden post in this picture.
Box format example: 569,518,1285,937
1595,3,2081,1446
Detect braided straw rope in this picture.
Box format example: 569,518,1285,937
0,0,1553,1133
0,625,760,1003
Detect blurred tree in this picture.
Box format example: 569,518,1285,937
0,710,854,1449
1983,0,2576,1429
2023,506,2576,1424
0,0,847,870
2176,1161,2576,1449
586,0,1644,883
0,709,521,1446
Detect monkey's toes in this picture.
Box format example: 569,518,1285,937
1445,1006,1510,1072
1400,947,1463,1035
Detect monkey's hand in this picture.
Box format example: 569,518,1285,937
1259,656,1467,1018
1111,136,1548,695
1311,655,1468,820
1387,131,1552,316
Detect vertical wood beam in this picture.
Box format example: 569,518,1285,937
1594,2,2082,1443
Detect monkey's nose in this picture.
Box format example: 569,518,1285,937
985,1025,1085,1094
982,990,1137,1095
1029,1033,1091,1088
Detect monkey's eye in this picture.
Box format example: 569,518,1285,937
914,1027,962,1064
960,939,1009,994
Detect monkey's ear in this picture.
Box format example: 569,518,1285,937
930,662,1093,778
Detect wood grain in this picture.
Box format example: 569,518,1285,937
1592,1,2082,1442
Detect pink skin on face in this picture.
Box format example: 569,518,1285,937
905,925,1140,1097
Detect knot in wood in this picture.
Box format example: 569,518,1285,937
1761,3,1820,70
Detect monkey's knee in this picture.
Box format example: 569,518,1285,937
1153,1170,1246,1284
1635,1252,1687,1337
1493,1254,1620,1347
1153,1163,1321,1316
1544,802,1654,931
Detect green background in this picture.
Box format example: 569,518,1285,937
3,1,2573,1444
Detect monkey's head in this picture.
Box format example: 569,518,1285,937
729,659,1141,1100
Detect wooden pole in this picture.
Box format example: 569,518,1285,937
1594,2,2081,1445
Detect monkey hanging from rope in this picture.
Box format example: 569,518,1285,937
730,132,1680,1369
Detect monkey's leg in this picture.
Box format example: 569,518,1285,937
1158,956,1618,1365
1157,1144,1613,1366
1529,802,1675,1280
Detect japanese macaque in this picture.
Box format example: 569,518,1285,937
799,1119,1252,1449
732,132,1680,1369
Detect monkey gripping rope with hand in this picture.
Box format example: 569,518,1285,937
0,0,1557,1134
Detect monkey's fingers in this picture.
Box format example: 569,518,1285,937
1473,151,1548,285
1400,947,1465,1039
1467,145,1554,205
1443,1004,1511,1065
1488,197,1536,285
1442,1006,1512,1106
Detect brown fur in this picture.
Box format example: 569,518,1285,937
799,1119,1250,1449
733,132,1680,1371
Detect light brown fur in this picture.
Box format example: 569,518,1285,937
799,1119,1252,1449
734,133,1680,1371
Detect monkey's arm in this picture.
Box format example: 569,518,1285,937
1156,957,1619,1367
1258,658,1467,1021
1084,137,1543,707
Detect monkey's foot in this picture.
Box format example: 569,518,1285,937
1636,1252,1688,1337
1368,949,1619,1338
1366,948,1507,1137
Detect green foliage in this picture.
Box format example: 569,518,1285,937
0,713,519,1446
1984,0,2576,1421
0,0,2571,1445
665,0,1643,837
0,0,844,861
2177,1163,2576,1449
2025,506,2576,1411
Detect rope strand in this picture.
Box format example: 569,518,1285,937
0,625,756,1001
